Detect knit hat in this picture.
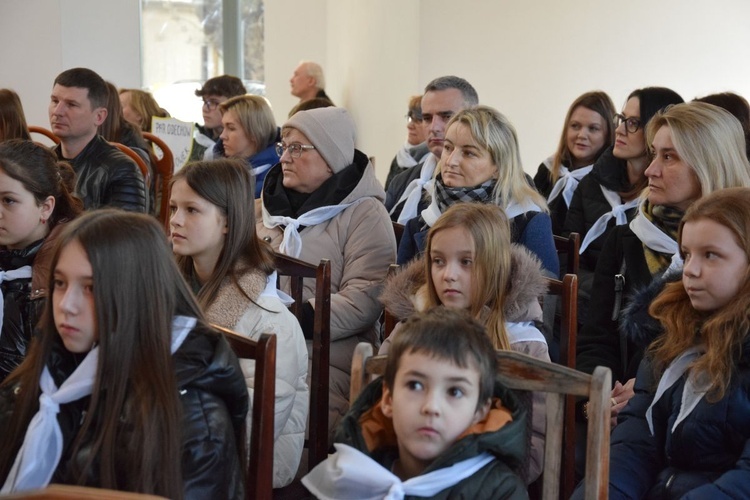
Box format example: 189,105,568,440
283,107,355,173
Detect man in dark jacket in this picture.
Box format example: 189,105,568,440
49,67,147,212
385,75,478,223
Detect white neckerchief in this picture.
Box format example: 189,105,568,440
506,321,547,345
646,345,709,435
546,161,593,208
395,142,420,169
629,201,679,256
262,201,359,258
579,187,639,254
302,443,495,500
260,271,294,307
421,196,542,229
392,154,438,224
251,162,274,178
1,316,197,494
0,266,33,342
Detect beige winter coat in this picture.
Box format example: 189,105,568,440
256,159,397,441
204,266,309,488
378,245,550,484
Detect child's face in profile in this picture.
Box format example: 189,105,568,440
53,240,97,353
681,218,749,312
381,350,490,479
430,226,475,311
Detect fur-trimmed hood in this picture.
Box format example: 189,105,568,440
380,243,548,323
619,268,681,349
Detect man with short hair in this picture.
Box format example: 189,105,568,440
192,74,247,160
49,67,147,212
289,61,333,104
386,76,479,223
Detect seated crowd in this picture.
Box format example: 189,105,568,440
1,62,749,500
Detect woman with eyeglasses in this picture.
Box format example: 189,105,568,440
256,107,397,443
385,95,430,189
564,88,683,275
218,95,280,198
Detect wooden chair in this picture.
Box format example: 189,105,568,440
539,273,578,498
1,484,166,499
272,253,332,471
554,232,580,276
350,344,611,500
214,326,277,500
142,132,175,229
28,125,60,145
391,221,405,247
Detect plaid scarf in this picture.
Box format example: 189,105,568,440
419,175,496,228
640,200,684,274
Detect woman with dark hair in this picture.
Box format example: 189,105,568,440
534,91,616,235
565,87,684,271
170,159,308,488
0,140,82,382
0,210,247,498
0,89,31,142
695,91,750,159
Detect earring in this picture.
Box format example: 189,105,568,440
40,217,47,225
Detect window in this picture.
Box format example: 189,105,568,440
141,0,264,123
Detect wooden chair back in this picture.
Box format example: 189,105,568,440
554,232,580,276
28,125,60,145
142,132,175,229
1,484,166,499
391,221,405,247
350,344,611,500
272,253,332,470
214,326,277,500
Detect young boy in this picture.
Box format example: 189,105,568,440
302,308,529,499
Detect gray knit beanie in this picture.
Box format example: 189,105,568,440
283,107,355,173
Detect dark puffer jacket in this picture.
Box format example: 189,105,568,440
55,135,147,213
0,241,43,383
323,376,529,499
0,324,248,499
574,276,750,499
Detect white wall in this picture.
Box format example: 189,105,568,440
4,0,750,183
0,0,141,132
416,0,750,177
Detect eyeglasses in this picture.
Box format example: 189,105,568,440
202,99,222,111
406,112,423,124
276,142,316,159
614,113,642,134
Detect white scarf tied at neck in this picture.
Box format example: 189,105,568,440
0,266,33,342
646,345,709,435
302,443,495,500
1,315,197,494
629,201,683,273
262,201,359,258
392,154,438,224
545,160,593,208
579,187,639,254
